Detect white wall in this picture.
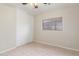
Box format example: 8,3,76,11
0,4,34,52
0,4,16,52
16,7,34,46
34,5,79,51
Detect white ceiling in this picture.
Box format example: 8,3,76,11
5,3,79,16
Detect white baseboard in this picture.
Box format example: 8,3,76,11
34,40,79,52
0,47,17,54
0,41,33,54
0,40,79,54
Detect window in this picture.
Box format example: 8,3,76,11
42,17,63,31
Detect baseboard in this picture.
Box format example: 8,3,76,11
34,40,79,52
0,41,33,54
0,46,17,54
16,41,33,48
0,40,79,54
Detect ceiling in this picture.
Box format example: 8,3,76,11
5,3,79,16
